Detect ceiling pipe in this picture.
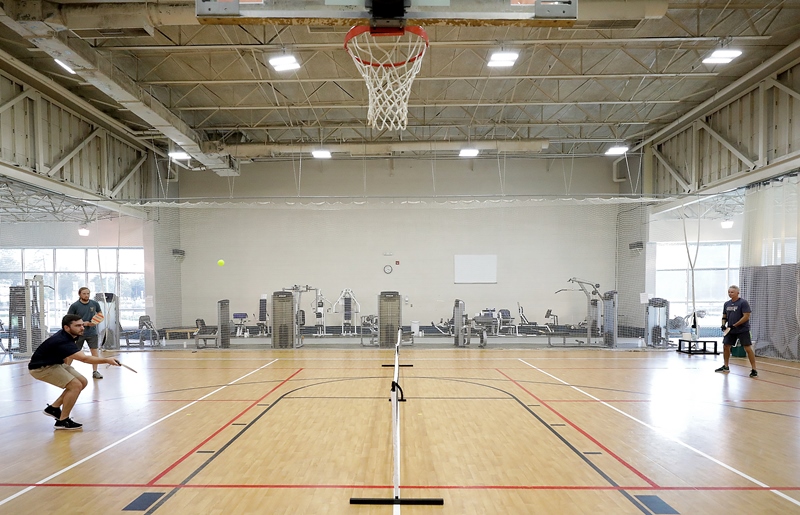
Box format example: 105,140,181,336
215,139,549,159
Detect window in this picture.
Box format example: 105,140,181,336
655,242,740,322
0,248,144,332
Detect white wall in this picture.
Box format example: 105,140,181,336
169,156,629,328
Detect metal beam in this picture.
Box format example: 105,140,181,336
0,160,147,219
653,146,690,192
46,128,101,177
0,88,33,115
110,153,146,198
0,6,239,177
176,100,685,111
696,120,755,170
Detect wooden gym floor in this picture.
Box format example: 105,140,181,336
1,347,799,514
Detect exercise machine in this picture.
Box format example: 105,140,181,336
646,297,670,347
272,291,296,348
9,275,46,358
196,299,231,349
378,291,402,348
333,289,361,336
233,312,249,337
256,295,270,336
567,277,607,346
452,299,486,348
601,290,618,347
311,290,332,336
275,284,320,348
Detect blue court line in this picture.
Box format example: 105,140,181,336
635,495,679,514
123,493,164,511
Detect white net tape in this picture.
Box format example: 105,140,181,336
345,26,428,131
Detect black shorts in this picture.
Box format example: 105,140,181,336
77,334,100,350
723,331,752,347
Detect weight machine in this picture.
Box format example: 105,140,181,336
311,290,332,337
566,277,608,346
273,284,320,348
333,289,361,336
452,299,486,348
9,275,47,358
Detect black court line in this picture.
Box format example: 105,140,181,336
143,376,365,514
196,451,215,454
146,375,651,514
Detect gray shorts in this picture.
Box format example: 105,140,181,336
29,364,85,388
723,330,752,347
77,334,100,350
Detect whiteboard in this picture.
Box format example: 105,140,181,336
454,255,497,284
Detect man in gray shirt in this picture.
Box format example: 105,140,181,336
67,287,104,379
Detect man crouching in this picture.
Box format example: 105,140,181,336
28,314,121,430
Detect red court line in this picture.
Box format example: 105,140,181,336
497,368,659,488
540,399,800,403
2,482,798,491
147,368,303,486
149,399,260,402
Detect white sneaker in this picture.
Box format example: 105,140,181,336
92,370,103,379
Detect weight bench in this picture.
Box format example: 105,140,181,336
195,318,219,349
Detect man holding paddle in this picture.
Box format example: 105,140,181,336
716,285,757,378
67,287,104,379
28,314,121,430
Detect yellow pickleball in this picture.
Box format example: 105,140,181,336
217,259,225,266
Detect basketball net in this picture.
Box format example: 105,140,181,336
344,26,429,131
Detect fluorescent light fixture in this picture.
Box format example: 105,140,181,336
488,51,518,67
312,150,331,159
78,225,90,237
703,49,742,65
720,220,734,229
711,49,742,59
269,55,300,71
54,59,76,74
605,145,629,155
168,151,190,160
459,148,479,157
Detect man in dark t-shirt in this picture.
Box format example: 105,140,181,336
28,314,120,430
67,287,104,379
715,285,757,378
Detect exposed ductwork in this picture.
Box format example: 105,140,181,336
215,139,549,159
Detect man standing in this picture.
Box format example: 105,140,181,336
716,285,757,377
28,314,120,429
67,287,104,379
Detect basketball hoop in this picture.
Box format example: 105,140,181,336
344,26,429,131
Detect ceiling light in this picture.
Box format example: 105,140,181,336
269,55,300,71
703,49,742,65
312,150,331,159
54,59,76,74
459,148,479,157
720,220,734,229
711,49,742,59
488,51,518,67
168,151,190,160
605,146,629,155
78,225,90,237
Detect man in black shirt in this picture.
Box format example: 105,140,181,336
28,314,121,430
